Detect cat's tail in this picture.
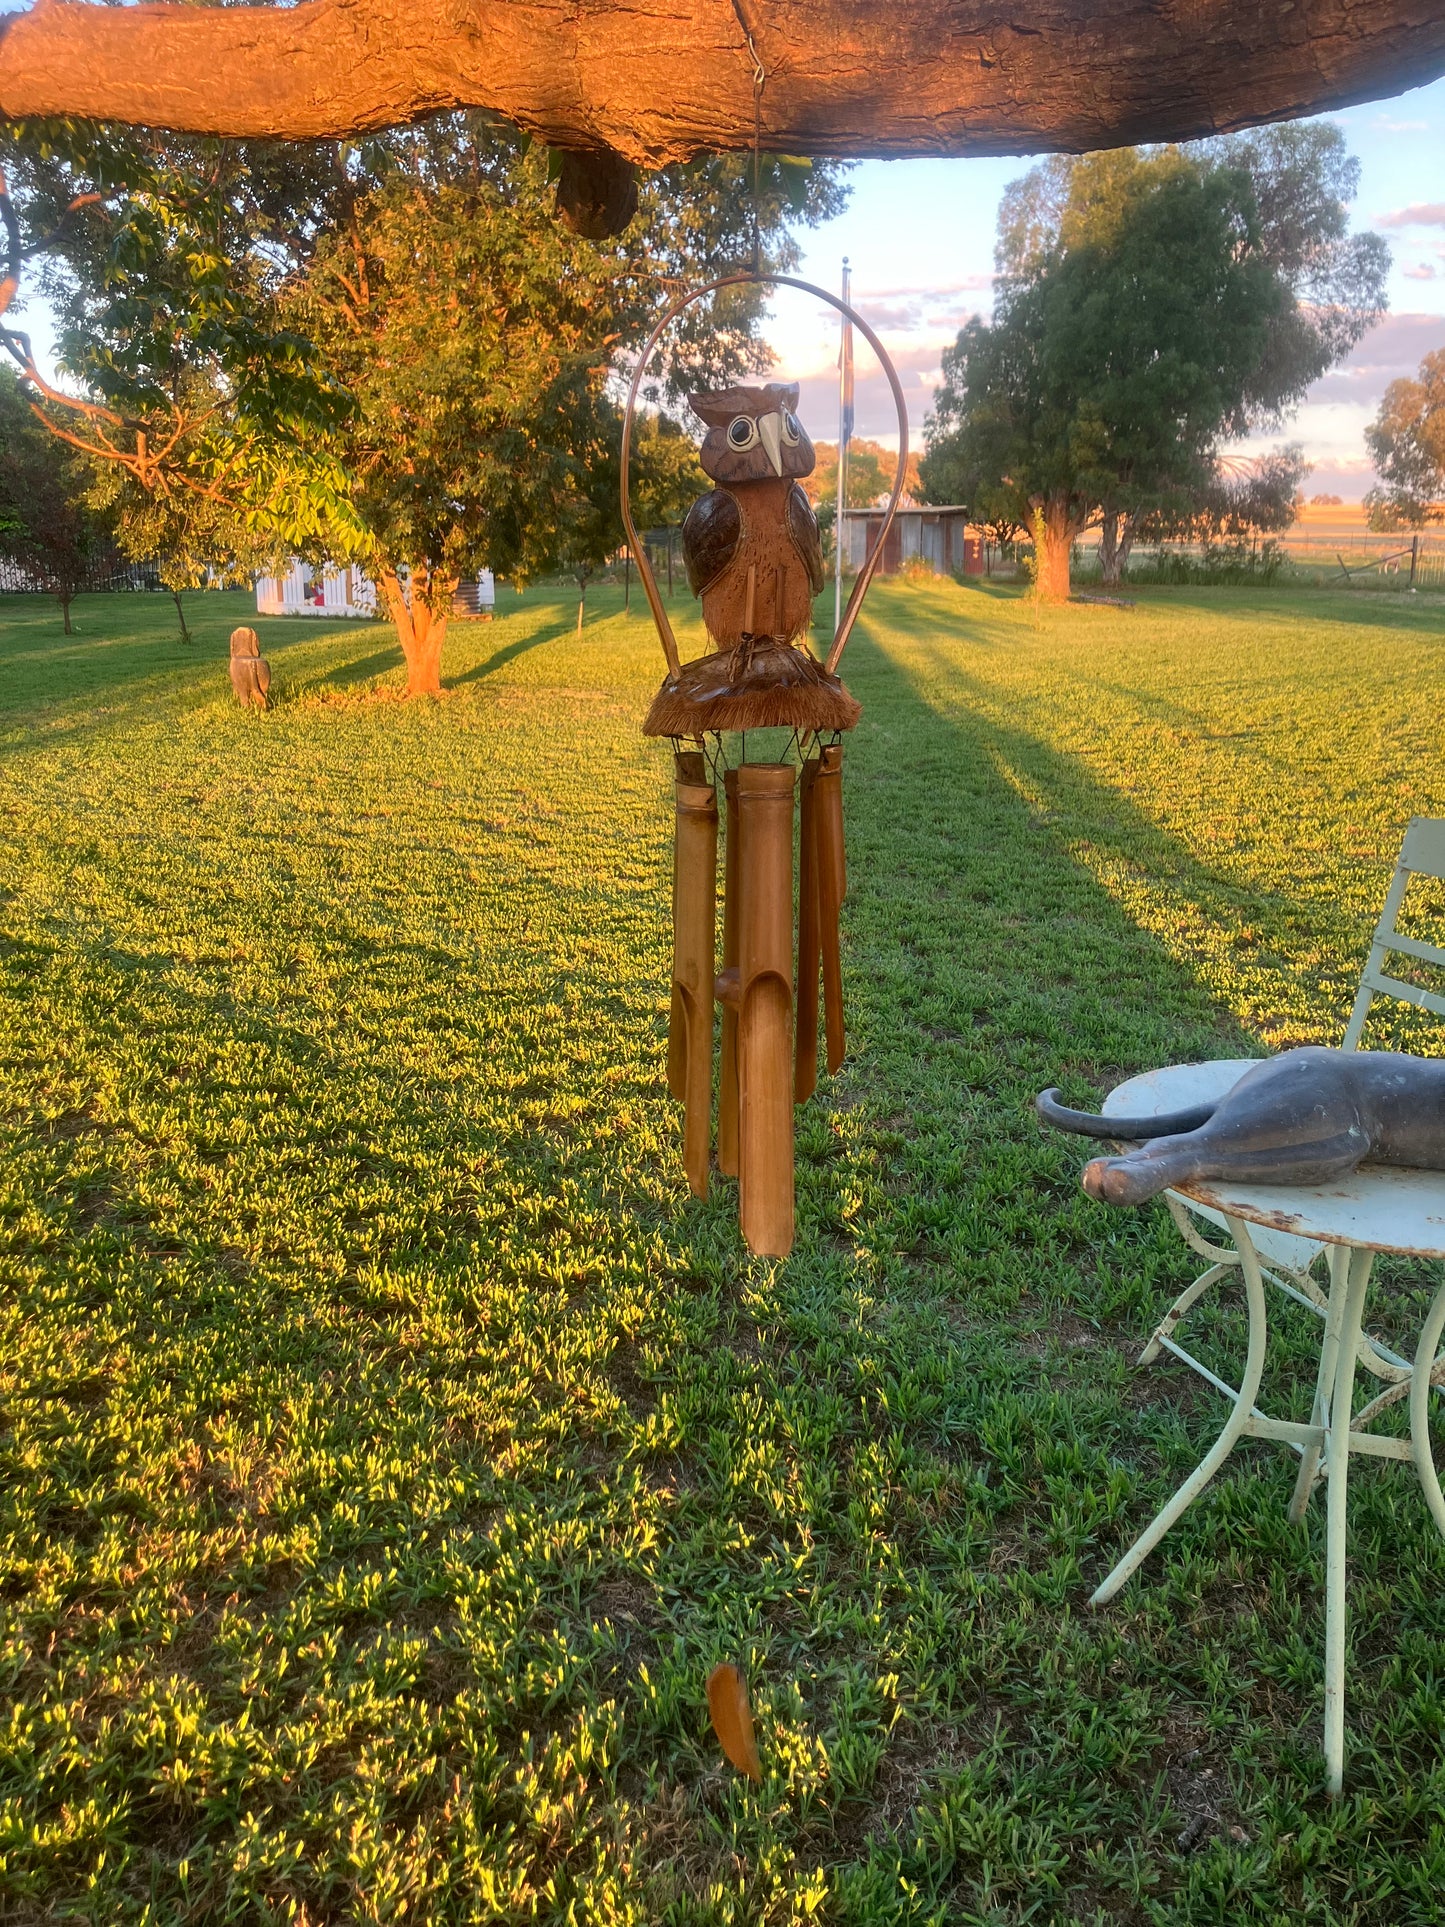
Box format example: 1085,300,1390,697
1035,1088,1219,1142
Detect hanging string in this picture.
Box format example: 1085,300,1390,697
728,0,766,274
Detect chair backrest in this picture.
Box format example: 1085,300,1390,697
1343,817,1445,1049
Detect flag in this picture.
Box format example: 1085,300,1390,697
839,312,854,448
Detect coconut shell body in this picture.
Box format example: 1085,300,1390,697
684,479,823,649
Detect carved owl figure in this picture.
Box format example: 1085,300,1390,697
681,382,825,650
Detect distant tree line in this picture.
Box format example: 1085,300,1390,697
919,127,1390,595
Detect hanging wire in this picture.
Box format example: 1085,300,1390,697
727,0,766,274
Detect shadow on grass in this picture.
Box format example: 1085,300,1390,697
300,643,406,696
833,613,1258,1123
448,625,559,687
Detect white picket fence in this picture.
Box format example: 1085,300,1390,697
255,563,498,619
255,562,377,618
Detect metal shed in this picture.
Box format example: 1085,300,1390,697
842,506,981,577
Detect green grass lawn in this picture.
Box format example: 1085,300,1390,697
3,578,1445,1925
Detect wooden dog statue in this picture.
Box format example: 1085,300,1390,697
229,626,271,709
1038,1047,1445,1204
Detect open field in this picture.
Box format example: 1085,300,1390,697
3,580,1445,1925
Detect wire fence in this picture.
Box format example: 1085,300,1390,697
1067,527,1445,591
0,556,165,595
1274,530,1445,589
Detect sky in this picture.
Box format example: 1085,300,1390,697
767,76,1445,500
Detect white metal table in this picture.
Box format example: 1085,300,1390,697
1091,1060,1445,1793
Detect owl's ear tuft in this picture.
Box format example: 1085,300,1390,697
767,382,801,413
690,384,775,425
690,392,737,427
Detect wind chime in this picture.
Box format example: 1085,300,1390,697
620,272,907,1257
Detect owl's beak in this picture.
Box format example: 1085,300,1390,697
758,412,784,476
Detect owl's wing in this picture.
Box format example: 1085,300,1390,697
787,484,826,595
682,488,742,597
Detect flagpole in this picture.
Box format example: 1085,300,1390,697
832,256,851,637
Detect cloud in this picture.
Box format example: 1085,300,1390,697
1377,203,1445,230
1373,117,1429,134
1403,263,1439,280
848,283,993,334
793,355,946,442
853,275,993,300
1304,312,1445,403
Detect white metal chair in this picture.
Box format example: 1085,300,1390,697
1341,816,1445,1048
1141,816,1445,1521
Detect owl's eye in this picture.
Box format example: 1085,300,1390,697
780,411,801,446
726,416,758,450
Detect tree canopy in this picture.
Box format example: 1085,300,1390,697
4,115,845,692
3,125,355,544
920,128,1387,593
803,441,921,513
0,363,117,629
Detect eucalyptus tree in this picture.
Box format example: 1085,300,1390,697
1365,349,1445,530
921,128,1387,594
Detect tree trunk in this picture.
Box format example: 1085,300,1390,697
172,589,192,644
1033,499,1078,600
2,0,1440,172
1098,509,1120,586
379,563,452,697
1116,512,1139,583
59,591,73,635
576,575,587,636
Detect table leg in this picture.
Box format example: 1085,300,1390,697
1409,1274,1445,1542
1091,1213,1269,1608
1323,1244,1372,1797
1289,1243,1354,1524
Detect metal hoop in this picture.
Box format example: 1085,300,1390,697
619,271,910,683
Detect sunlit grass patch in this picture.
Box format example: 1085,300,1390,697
2,580,1445,1924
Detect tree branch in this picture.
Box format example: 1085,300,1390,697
1,0,1442,165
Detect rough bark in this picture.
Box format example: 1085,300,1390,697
1,1,1441,165
1033,499,1079,601
379,564,452,697
1098,508,1120,586
1116,514,1139,583
172,588,192,645
1099,508,1142,585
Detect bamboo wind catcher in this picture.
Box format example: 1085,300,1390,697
622,273,907,1257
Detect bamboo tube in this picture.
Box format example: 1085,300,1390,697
736,762,795,1258
668,750,705,1099
815,744,847,1074
743,563,757,635
717,768,741,1176
795,754,821,1103
672,774,718,1197
669,748,710,1099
